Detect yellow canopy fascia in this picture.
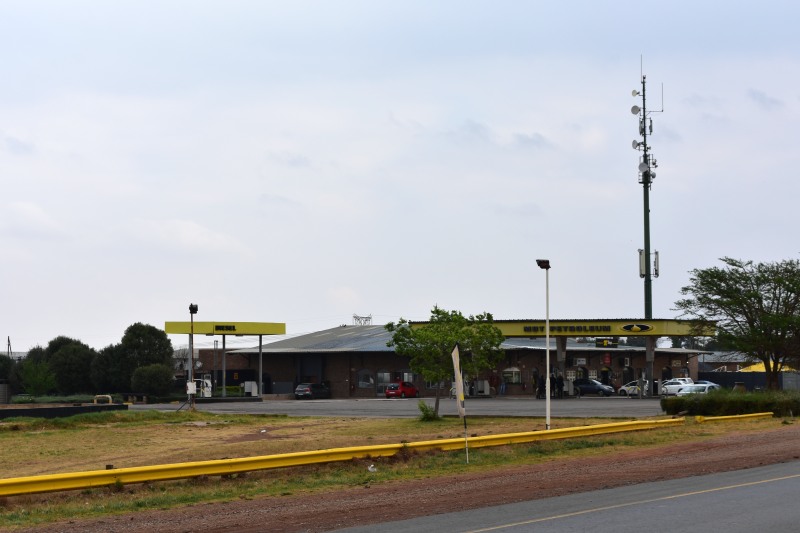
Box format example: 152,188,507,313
164,321,286,336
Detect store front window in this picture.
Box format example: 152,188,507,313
356,369,374,389
502,367,521,384
376,371,391,394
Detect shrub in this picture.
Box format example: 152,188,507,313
661,389,800,417
417,400,440,421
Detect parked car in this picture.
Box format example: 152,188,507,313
694,380,719,386
618,380,649,396
676,383,721,396
385,381,419,399
572,378,614,397
660,378,694,396
294,383,331,399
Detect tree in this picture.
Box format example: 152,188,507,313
45,336,84,360
115,323,174,392
386,306,505,417
675,257,800,390
49,342,97,394
131,364,175,397
24,345,47,365
0,353,12,380
91,344,120,392
18,359,57,396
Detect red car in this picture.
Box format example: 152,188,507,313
385,381,419,399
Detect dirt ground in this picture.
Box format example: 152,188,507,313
7,423,800,533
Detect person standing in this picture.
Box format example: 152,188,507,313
537,374,546,399
556,374,564,399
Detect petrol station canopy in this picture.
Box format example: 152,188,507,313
164,321,286,336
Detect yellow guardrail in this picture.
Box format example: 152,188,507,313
695,412,774,423
0,415,764,497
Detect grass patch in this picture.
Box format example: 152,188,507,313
0,411,784,528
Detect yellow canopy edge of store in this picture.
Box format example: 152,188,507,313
408,319,713,338
493,319,713,337
164,321,286,336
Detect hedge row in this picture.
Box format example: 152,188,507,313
661,389,800,417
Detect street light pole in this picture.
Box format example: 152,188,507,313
536,259,551,431
188,303,198,409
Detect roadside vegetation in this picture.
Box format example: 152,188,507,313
0,411,786,529
661,389,800,416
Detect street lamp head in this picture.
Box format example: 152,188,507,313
189,303,198,315
536,259,551,270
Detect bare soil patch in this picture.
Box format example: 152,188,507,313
6,422,800,533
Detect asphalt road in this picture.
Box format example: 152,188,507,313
334,461,800,533
131,395,665,418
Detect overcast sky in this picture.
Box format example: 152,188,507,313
2,1,798,351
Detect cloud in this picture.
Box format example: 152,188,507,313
326,285,363,309
258,193,303,209
513,132,550,149
447,120,493,145
0,201,64,240
267,150,311,168
748,89,783,110
492,202,543,218
125,218,251,256
3,135,35,156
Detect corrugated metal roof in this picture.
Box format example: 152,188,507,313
231,325,394,354
230,326,708,355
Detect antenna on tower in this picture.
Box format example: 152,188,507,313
353,314,373,326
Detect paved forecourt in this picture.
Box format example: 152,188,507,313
131,395,665,418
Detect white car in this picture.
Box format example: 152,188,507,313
694,380,719,387
660,378,694,396
618,380,649,396
676,383,721,396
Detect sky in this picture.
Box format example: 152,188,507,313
2,1,799,352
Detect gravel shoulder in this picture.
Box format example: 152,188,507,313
7,423,800,533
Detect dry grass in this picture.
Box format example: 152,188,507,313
0,411,775,478
1,411,598,477
0,411,784,529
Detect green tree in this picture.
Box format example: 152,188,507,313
115,323,174,392
18,359,57,396
386,306,505,417
131,364,175,397
675,257,800,390
49,342,97,394
45,336,83,360
24,345,47,365
0,353,12,380
90,344,120,392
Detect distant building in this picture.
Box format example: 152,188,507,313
189,323,708,398
6,351,27,361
